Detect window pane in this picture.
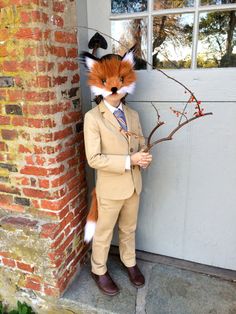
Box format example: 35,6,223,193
111,19,148,69
201,0,236,6
153,0,194,10
111,0,148,14
152,14,194,69
197,10,236,68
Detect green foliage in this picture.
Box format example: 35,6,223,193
0,301,35,314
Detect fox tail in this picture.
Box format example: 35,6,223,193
84,188,98,243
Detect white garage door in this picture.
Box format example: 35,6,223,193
82,0,236,270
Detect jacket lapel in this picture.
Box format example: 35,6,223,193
99,101,129,142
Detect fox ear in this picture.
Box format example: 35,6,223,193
122,46,136,67
80,52,98,71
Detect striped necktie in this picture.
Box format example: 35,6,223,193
113,108,128,131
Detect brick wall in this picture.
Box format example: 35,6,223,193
0,0,88,299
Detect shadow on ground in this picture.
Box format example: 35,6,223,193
61,254,236,314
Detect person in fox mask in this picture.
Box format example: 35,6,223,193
82,47,152,296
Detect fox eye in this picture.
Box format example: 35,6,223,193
101,79,106,85
120,76,124,83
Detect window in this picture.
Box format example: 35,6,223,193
110,0,236,69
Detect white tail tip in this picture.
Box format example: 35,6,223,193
84,221,96,243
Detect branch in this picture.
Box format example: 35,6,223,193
144,112,213,152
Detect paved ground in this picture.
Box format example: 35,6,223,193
61,254,236,314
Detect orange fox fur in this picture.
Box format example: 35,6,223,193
83,48,137,243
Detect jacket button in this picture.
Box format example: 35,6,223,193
130,148,134,153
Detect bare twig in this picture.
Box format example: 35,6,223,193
143,112,213,152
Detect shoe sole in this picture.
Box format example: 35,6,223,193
91,273,120,296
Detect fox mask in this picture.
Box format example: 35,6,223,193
82,49,137,103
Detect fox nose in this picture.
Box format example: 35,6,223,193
111,87,118,94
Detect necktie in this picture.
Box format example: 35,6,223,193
113,108,128,131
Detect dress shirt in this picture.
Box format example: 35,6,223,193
104,100,131,170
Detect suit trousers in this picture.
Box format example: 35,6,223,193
91,191,140,275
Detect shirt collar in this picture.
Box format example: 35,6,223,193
104,99,123,114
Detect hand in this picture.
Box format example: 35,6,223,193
131,151,152,169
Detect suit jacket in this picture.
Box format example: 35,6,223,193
83,101,145,200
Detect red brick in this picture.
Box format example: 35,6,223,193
0,251,10,258
24,47,35,57
20,166,47,176
49,46,66,57
0,183,20,195
20,12,31,23
12,116,25,126
54,127,73,140
20,61,37,72
55,232,74,255
62,112,81,124
0,141,8,151
44,284,60,297
0,45,8,57
53,1,65,12
0,90,7,100
0,116,10,125
53,76,67,86
17,261,34,273
48,164,64,175
40,223,59,239
56,147,76,163
54,31,77,44
0,193,13,205
25,91,50,102
0,29,9,41
51,169,75,187
71,73,80,84
27,118,56,128
41,186,79,211
1,129,18,140
67,175,82,191
25,275,43,284
31,10,41,22
38,61,55,72
58,61,78,72
25,278,41,291
31,199,40,208
23,188,51,199
51,15,64,27
41,12,48,23
50,232,64,249
15,28,42,41
36,75,51,88
67,48,78,58
67,157,79,167
3,61,19,72
39,179,49,188
26,104,51,115
2,258,16,268
18,144,32,153
0,202,25,212
8,90,23,101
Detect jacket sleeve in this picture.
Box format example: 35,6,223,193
83,111,127,174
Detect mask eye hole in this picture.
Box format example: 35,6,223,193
120,76,124,83
101,79,106,85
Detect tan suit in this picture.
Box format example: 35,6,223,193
84,101,145,275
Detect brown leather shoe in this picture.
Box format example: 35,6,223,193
91,271,119,296
125,264,145,288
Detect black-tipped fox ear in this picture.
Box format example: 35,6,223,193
80,51,99,71
122,45,136,67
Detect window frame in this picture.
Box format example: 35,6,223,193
109,0,236,70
